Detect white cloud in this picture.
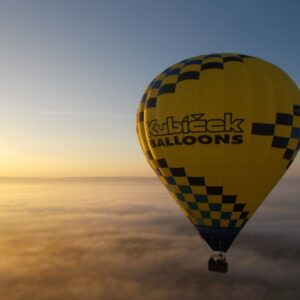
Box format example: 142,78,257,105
0,178,299,300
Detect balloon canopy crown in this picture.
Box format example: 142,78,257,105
208,252,228,273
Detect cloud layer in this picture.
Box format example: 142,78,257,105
0,177,299,300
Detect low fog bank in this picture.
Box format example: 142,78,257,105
0,177,299,300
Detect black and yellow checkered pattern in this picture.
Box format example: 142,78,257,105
147,155,250,229
252,105,300,169
138,53,253,122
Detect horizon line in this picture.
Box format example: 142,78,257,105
0,175,297,182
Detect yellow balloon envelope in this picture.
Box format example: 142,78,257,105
136,53,300,253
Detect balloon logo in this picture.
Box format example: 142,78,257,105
136,53,300,273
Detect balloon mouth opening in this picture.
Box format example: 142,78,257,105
196,226,241,252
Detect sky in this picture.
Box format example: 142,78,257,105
0,0,300,177
0,177,299,299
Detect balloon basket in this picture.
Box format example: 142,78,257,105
208,252,228,273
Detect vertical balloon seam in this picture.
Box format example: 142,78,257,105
259,60,280,212
270,61,292,173
141,91,152,161
249,57,274,214
286,68,299,166
233,55,254,235
145,73,164,164
176,58,192,222
241,57,262,218
198,54,212,227
249,57,275,216
158,62,177,195
195,55,205,226
188,54,207,240
142,83,157,173
183,57,203,224
257,61,293,200
221,55,228,217
233,56,254,224
161,72,176,201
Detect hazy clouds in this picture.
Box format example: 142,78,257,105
0,178,299,300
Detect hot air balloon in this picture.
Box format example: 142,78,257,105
136,53,300,273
